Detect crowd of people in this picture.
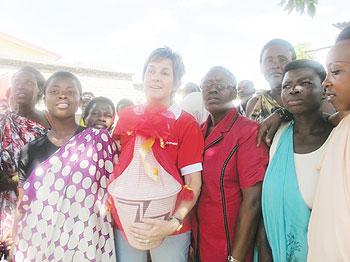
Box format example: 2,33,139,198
0,25,349,262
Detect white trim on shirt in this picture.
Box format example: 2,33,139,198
180,162,203,176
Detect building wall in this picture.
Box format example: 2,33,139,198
0,67,145,111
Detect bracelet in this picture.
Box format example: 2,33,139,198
167,215,183,231
272,107,294,122
227,255,240,262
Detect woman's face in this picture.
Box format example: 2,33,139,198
323,40,350,112
261,45,293,90
85,102,114,130
11,71,39,107
45,77,81,119
143,58,175,106
281,68,324,115
201,70,236,115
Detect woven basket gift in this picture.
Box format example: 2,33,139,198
109,136,181,250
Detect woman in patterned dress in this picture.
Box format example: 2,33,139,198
10,71,117,261
0,66,47,260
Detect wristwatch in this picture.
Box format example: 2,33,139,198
227,255,240,262
272,107,294,122
167,215,183,231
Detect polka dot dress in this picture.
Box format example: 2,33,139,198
14,128,118,262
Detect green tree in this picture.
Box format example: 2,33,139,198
294,42,315,60
279,0,318,17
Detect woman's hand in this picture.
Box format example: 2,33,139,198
257,112,282,147
0,232,14,261
129,218,179,247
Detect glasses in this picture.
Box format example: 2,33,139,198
201,80,234,91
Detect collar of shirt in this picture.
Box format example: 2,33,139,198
168,103,182,120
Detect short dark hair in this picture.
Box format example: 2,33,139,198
14,66,45,95
260,39,296,63
83,96,115,120
143,46,185,87
283,59,326,82
116,98,134,112
238,80,255,90
44,71,82,95
82,91,95,98
336,25,350,43
205,66,237,89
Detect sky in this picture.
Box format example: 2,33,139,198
0,0,349,90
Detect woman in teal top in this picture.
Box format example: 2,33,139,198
261,59,333,261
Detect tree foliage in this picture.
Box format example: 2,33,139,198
294,42,315,60
279,0,318,17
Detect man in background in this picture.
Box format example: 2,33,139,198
237,80,255,115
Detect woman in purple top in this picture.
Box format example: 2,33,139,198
10,72,117,261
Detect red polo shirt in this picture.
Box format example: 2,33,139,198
112,104,204,234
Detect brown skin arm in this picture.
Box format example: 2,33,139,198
256,112,282,147
231,183,262,261
256,216,273,262
245,97,259,119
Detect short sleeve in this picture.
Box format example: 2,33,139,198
237,125,269,188
177,116,204,175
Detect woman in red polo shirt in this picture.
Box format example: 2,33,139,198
192,66,269,262
109,47,204,262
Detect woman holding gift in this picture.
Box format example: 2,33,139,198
109,47,204,262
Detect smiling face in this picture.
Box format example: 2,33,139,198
261,45,294,90
45,77,81,120
281,68,324,115
85,102,114,130
143,58,175,107
201,69,236,115
11,71,39,107
323,40,350,112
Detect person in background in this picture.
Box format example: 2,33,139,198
246,39,296,122
237,80,255,115
0,67,47,260
81,91,95,114
11,71,116,261
83,96,115,131
261,60,333,261
182,82,200,98
180,92,209,124
192,66,268,262
116,98,134,115
78,91,95,126
8,66,50,127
